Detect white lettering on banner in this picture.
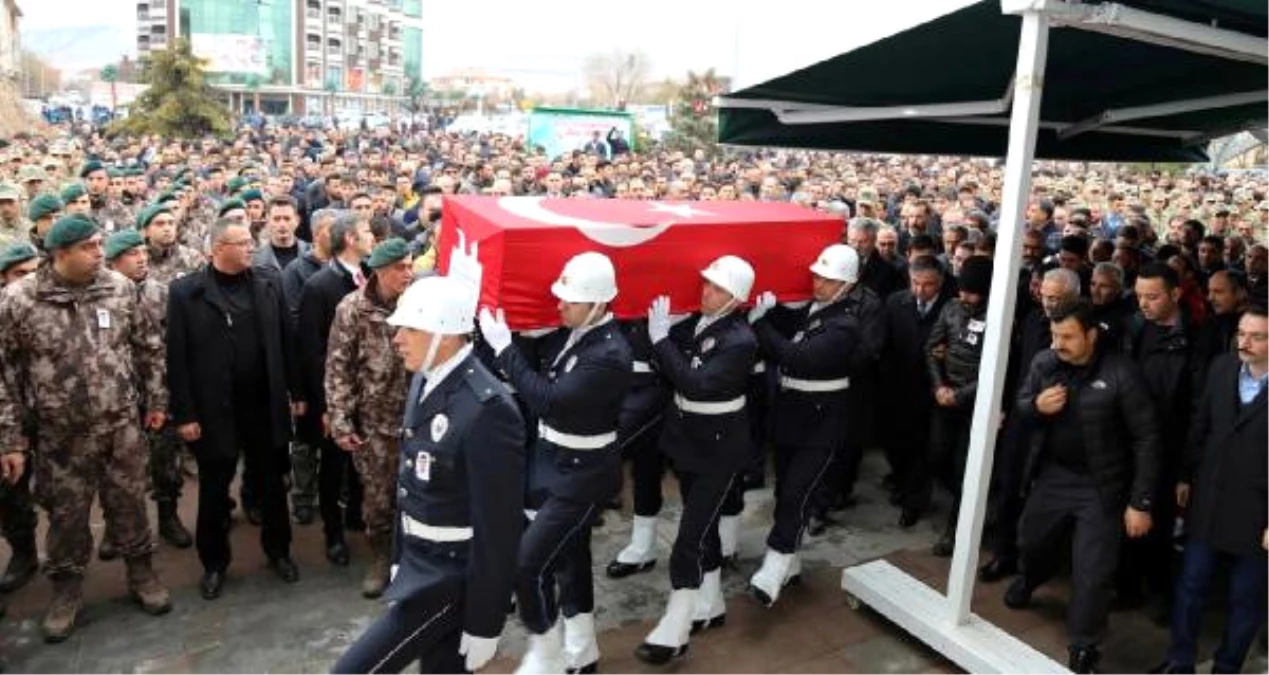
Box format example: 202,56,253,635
497,196,677,248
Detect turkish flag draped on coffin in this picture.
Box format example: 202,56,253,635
436,196,843,330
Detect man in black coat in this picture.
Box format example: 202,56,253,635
878,255,947,527
167,218,305,599
1005,299,1160,674
296,212,375,567
847,218,902,300
1156,306,1267,675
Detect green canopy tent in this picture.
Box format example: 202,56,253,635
719,1,1266,672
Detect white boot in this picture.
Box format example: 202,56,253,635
635,588,697,664
516,619,566,675
606,515,658,578
563,612,599,674
749,549,796,608
718,515,740,562
692,569,726,633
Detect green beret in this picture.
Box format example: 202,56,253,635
79,160,105,178
217,198,246,218
45,214,100,250
368,237,411,269
0,242,39,273
103,229,146,261
136,204,172,229
240,188,264,204
226,177,247,195
28,194,63,221
107,167,123,179
153,191,178,205
60,183,86,203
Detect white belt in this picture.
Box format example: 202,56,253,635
401,514,473,542
538,422,616,450
780,375,851,393
751,362,766,374
674,393,745,415
632,360,653,374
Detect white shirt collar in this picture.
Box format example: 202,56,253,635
421,343,474,404
556,312,613,365
336,257,361,279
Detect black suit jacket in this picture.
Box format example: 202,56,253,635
858,254,902,300
166,266,301,459
879,290,946,403
296,261,359,414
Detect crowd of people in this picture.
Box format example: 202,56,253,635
0,121,1264,674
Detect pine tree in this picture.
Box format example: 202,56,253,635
666,69,722,155
108,38,232,139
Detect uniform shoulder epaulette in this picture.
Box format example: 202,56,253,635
462,363,502,403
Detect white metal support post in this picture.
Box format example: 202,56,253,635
840,8,1066,672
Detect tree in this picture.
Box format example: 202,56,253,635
108,38,232,138
582,49,650,108
100,65,119,111
665,69,722,155
403,75,427,114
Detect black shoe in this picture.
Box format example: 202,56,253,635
158,505,193,549
977,557,1017,583
1003,577,1034,610
326,539,351,567
97,539,119,561
634,642,688,665
1068,646,1100,674
931,530,955,557
898,508,923,529
605,559,655,579
566,663,598,674
1148,661,1194,674
690,615,726,635
200,570,225,600
0,546,39,593
293,506,315,525
268,557,300,583
245,507,263,526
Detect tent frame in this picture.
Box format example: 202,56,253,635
829,2,1263,672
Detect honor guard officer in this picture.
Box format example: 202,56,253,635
746,244,864,608
478,252,633,675
333,275,527,674
605,316,670,582
635,255,758,665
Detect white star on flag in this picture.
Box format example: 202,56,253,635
648,202,713,218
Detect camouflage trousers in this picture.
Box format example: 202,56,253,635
291,441,319,509
348,435,400,541
33,418,154,577
0,464,37,544
147,424,184,504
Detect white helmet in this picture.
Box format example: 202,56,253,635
809,244,860,284
387,276,475,335
700,255,755,303
551,252,618,304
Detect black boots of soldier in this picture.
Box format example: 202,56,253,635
158,501,193,549
0,532,39,593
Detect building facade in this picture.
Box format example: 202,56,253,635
136,0,422,114
1,0,21,79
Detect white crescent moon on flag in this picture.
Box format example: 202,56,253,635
497,196,674,248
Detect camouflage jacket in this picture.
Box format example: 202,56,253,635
181,204,215,254
0,266,166,450
0,217,32,250
92,199,134,233
137,276,169,333
147,243,206,286
324,279,409,439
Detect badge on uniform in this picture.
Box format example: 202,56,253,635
96,308,111,329
565,355,578,373
690,356,702,369
430,413,448,442
967,319,986,333
701,337,716,353
415,451,433,482
792,331,805,343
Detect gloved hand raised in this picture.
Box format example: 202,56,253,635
478,307,512,355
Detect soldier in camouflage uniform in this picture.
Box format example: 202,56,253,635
82,161,132,233
61,183,91,217
144,204,207,286
17,165,48,204
105,223,193,550
323,238,413,598
27,194,63,255
0,214,172,643
0,243,43,597
0,182,32,250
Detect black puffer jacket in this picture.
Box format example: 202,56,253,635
925,299,988,409
1016,348,1160,512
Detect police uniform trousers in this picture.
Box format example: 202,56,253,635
195,392,293,572
33,416,154,578
319,436,364,541
349,435,401,542
518,494,599,633
333,555,467,674
669,468,737,588
1017,464,1122,649
767,443,836,554
619,387,666,518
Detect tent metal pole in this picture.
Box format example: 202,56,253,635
945,6,1050,625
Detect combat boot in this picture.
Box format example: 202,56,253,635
157,501,193,549
125,554,172,615
42,574,84,643
0,531,40,592
361,535,391,599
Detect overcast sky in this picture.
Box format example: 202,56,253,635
21,0,972,90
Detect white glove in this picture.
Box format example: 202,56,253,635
647,295,671,344
478,307,513,355
389,564,399,582
459,632,499,672
748,291,777,324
